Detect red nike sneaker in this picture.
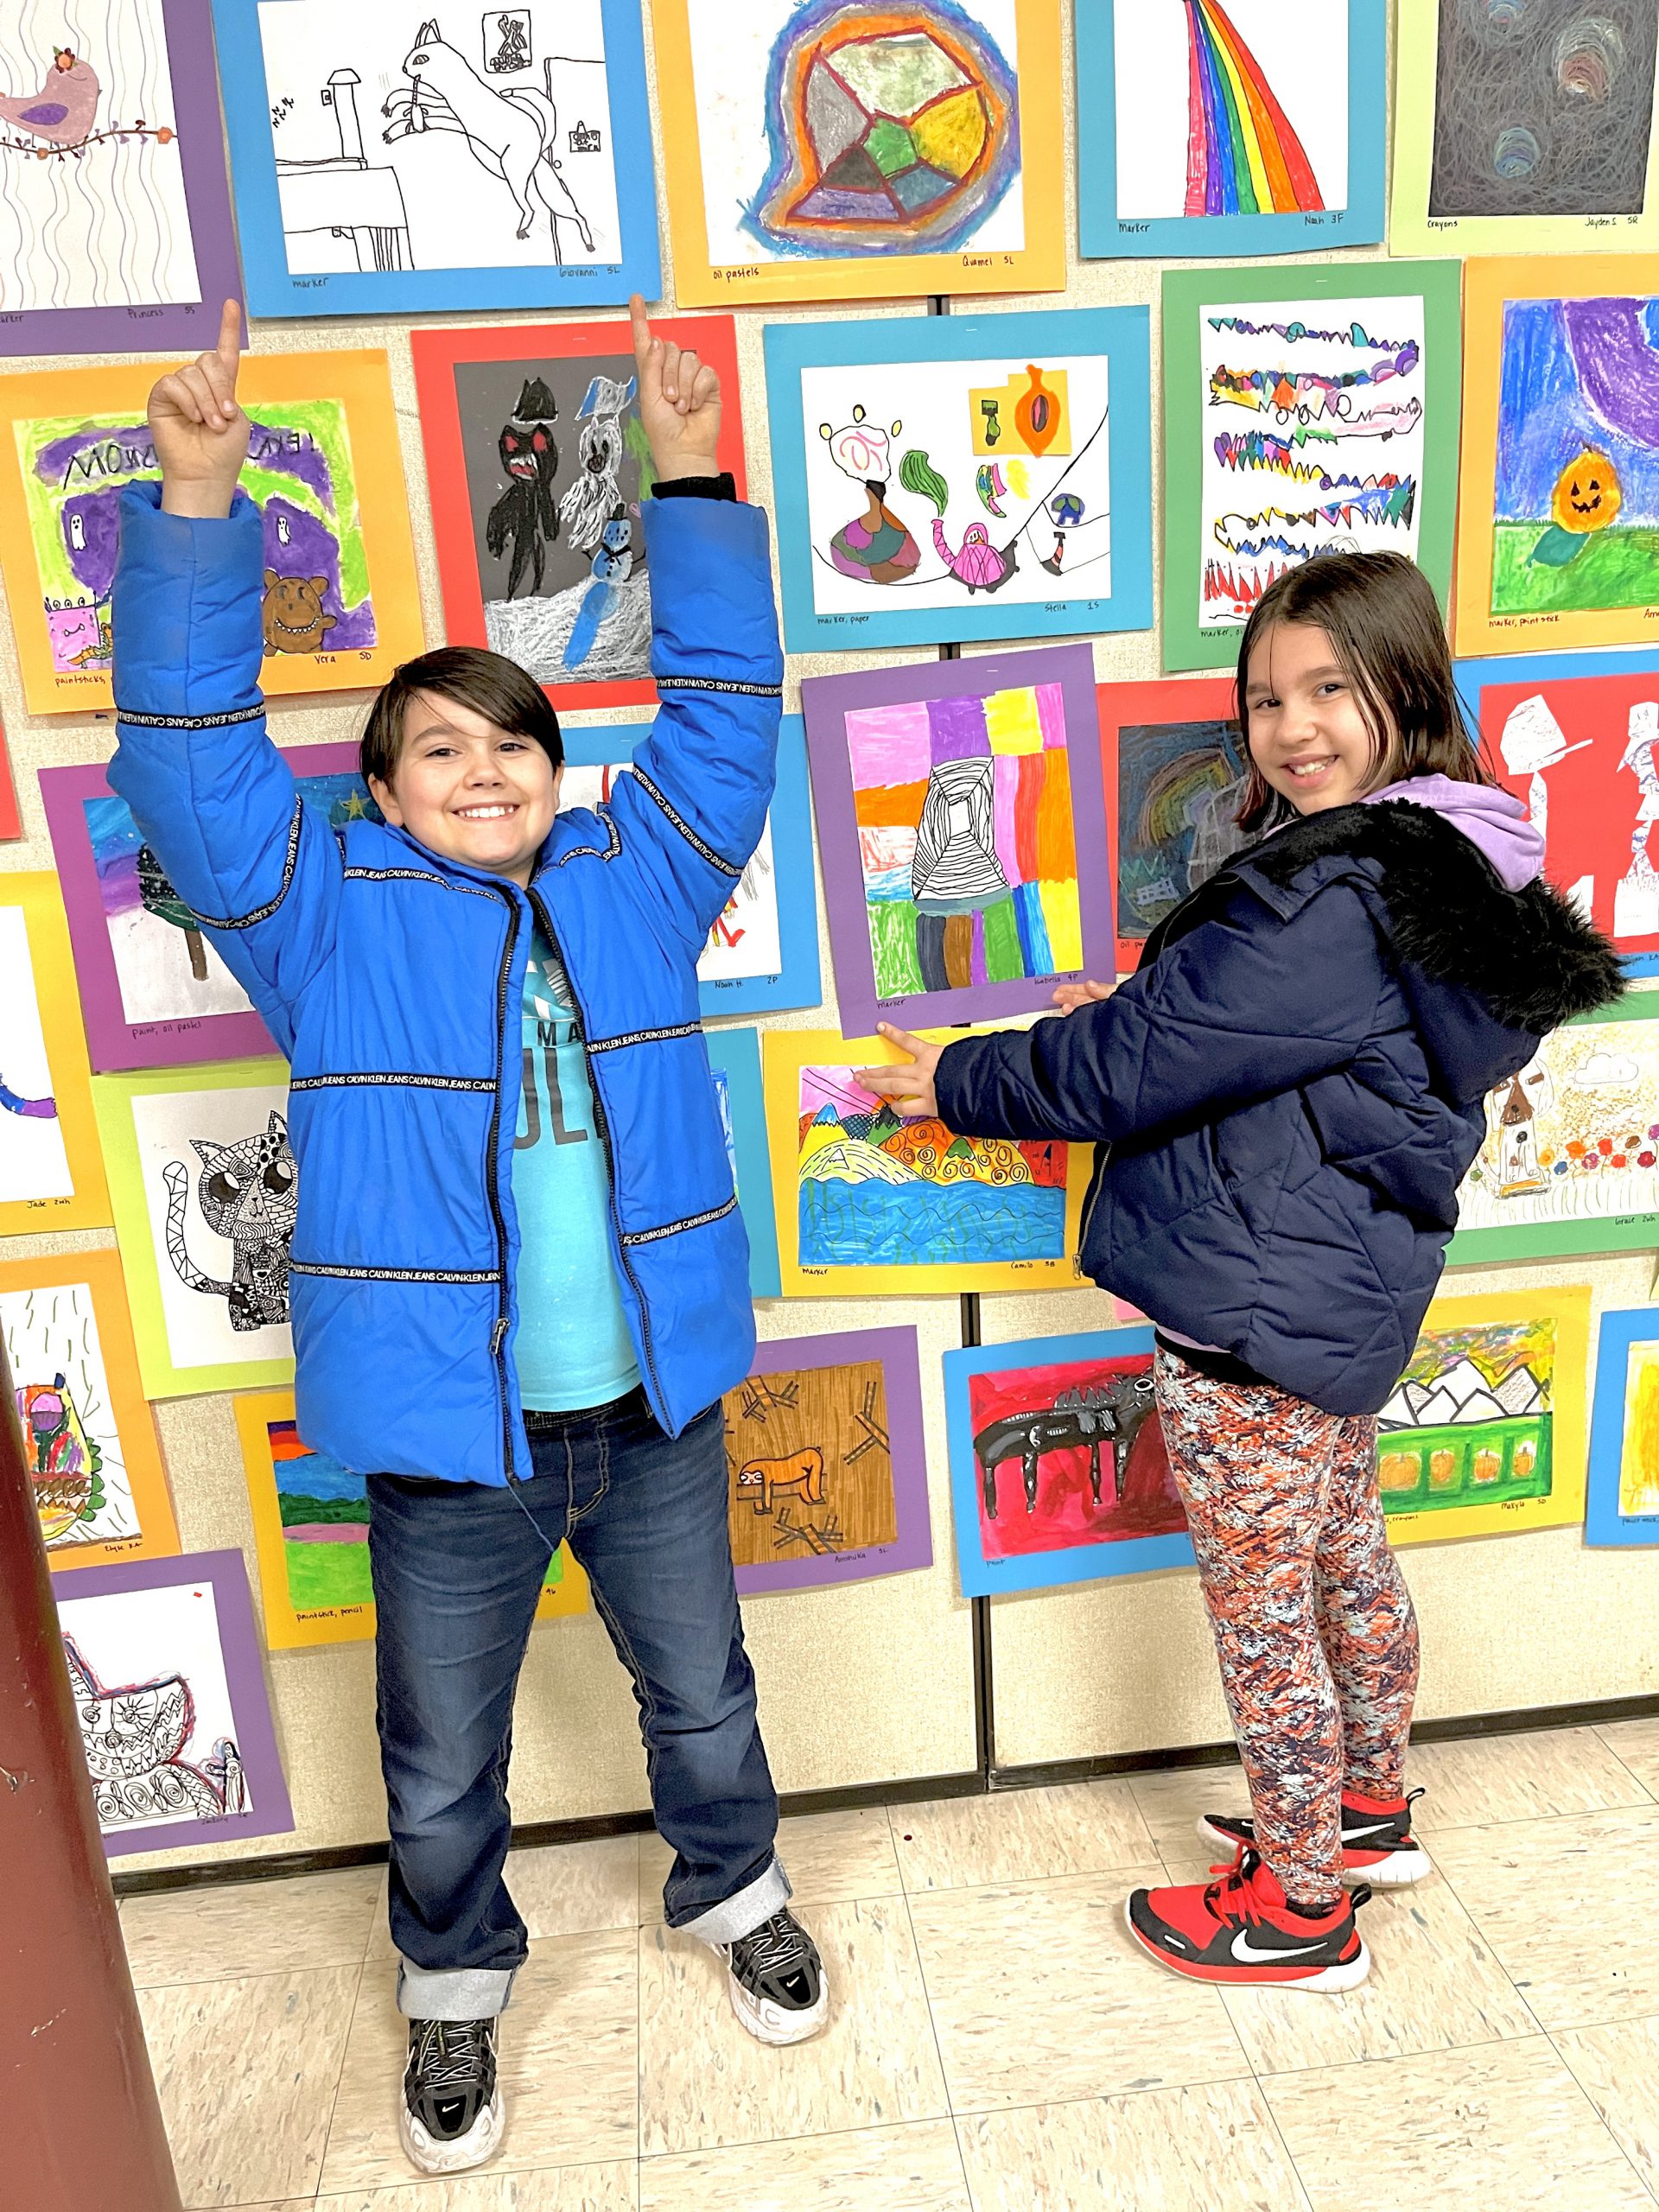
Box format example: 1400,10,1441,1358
1126,1845,1371,1991
1196,1787,1432,1889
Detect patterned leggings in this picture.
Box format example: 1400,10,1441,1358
1154,1347,1421,1908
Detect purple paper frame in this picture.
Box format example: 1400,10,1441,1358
734,1325,933,1596
41,743,362,1071
0,0,245,360
54,1548,295,1859
799,645,1112,1038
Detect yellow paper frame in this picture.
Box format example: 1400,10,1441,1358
235,1392,588,1649
763,1028,1090,1296
648,0,1065,306
92,1058,296,1400
0,350,424,717
1389,0,1659,259
0,1249,180,1573
0,873,110,1235
1456,257,1659,654
1382,1286,1592,1548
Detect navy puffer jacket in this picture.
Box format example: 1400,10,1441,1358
935,798,1624,1415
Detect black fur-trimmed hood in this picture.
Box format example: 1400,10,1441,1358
1238,797,1625,1036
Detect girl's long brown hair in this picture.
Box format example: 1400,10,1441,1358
1233,552,1492,831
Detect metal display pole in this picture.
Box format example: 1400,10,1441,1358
0,1336,183,2211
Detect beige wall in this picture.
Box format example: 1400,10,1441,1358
3,1,1656,1873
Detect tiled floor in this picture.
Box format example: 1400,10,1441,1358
123,1719,1659,2211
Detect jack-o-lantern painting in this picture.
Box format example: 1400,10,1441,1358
1552,448,1624,535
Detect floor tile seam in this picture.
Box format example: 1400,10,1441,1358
942,2058,1260,2122
639,2108,962,2165
312,1957,378,2196
895,1871,974,2157
899,1847,1180,1900
1249,2023,1585,2095
1539,2024,1659,2206
1247,2074,1321,2212
901,1859,1174,1924
131,1951,379,1995
1587,1739,1659,1809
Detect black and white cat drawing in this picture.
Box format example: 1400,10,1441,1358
162,1110,296,1332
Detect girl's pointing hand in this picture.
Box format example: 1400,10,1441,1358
855,1023,943,1122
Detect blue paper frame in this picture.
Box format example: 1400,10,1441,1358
1586,1306,1659,1547
703,1027,781,1300
1455,648,1659,978
1077,0,1386,261
944,1325,1195,1599
211,0,661,317
559,715,821,1019
763,308,1154,657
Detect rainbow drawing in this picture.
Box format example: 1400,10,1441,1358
1184,0,1324,218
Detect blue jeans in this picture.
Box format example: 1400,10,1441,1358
366,1388,786,2020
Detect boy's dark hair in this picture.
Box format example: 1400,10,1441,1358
1233,552,1491,831
359,645,563,789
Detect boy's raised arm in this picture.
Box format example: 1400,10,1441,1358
611,297,784,949
110,302,343,1053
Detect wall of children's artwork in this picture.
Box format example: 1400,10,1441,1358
3,1,1659,1881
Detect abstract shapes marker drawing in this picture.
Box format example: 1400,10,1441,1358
743,0,1020,258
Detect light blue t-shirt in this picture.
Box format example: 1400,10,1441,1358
512,931,640,1413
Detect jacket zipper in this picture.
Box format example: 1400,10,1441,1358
528,887,666,1413
485,889,521,1480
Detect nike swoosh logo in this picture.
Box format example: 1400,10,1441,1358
1230,1929,1330,1963
1344,1820,1401,1841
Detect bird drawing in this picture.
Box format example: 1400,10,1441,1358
931,519,1020,594
0,48,101,147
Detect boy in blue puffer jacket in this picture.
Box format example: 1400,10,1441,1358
112,300,823,2178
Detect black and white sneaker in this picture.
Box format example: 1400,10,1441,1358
399,2016,504,2176
1196,1786,1432,1889
722,1908,829,2044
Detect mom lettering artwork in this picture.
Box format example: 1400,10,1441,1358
800,646,1112,1033
0,875,109,1237
94,1060,296,1400
1457,257,1659,655
1161,260,1463,671
213,0,659,314
0,352,423,715
649,0,1065,304
235,1393,588,1647
412,317,744,710
944,1325,1192,1598
54,1551,293,1858
1450,1000,1659,1266
1078,0,1384,260
720,1325,931,1593
1586,1306,1659,1546
1391,0,1659,257
41,746,379,1071
764,306,1154,652
0,1250,180,1573
763,1028,1089,1295
1376,1287,1591,1546
0,0,243,357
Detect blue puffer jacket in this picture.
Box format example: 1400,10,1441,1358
936,797,1624,1416
110,480,783,1483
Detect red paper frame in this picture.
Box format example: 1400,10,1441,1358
411,315,746,713
1100,675,1241,975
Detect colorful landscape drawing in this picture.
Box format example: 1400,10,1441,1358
1481,670,1659,963
719,1325,931,1592
1391,0,1659,257
0,353,423,713
650,0,1064,303
0,1253,180,1571
1491,293,1659,620
1104,676,1250,970
1452,1006,1659,1263
237,1393,588,1645
1164,263,1462,671
0,0,244,357
800,646,1111,1033
763,1032,1086,1294
1376,1287,1591,1545
1586,1306,1659,1543
53,1550,295,1856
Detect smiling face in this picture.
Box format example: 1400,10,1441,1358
1243,620,1395,816
368,691,561,888
1553,447,1624,535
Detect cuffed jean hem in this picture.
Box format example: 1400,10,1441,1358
671,1853,791,1945
396,1956,522,2022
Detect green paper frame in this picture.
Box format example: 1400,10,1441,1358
1160,260,1464,673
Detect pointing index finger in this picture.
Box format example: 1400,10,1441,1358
629,293,658,380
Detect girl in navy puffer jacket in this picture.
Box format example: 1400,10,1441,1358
862,554,1622,1993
